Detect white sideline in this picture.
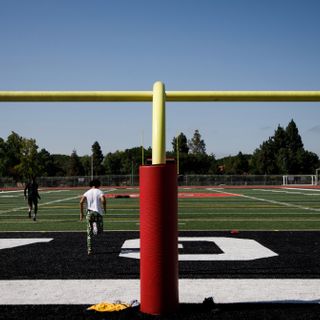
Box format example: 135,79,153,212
0,279,319,305
207,188,320,212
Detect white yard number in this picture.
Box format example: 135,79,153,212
119,237,278,261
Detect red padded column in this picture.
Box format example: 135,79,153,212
139,161,179,315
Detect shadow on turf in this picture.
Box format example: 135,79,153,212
2,300,320,320
83,300,320,320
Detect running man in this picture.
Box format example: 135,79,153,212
80,179,106,255
24,177,41,221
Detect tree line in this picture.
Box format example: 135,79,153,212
0,120,319,181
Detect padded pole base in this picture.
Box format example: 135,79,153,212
139,161,179,315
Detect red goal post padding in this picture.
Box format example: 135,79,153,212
139,161,179,315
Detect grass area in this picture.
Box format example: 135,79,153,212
0,186,320,232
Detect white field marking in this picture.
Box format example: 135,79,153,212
0,190,23,198
15,213,320,220
38,196,80,207
256,188,320,196
107,208,139,211
13,210,320,217
0,279,319,305
120,237,278,261
11,218,141,223
283,187,320,192
38,188,116,195
178,212,320,215
39,190,71,194
0,238,53,250
0,205,32,215
0,188,113,195
0,190,23,194
0,196,80,215
207,188,320,213
0,220,77,224
257,189,304,194
105,220,140,223
0,220,52,224
178,218,320,222
206,188,240,196
0,195,18,198
0,213,140,218
103,188,117,192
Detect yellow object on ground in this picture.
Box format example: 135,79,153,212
87,302,131,312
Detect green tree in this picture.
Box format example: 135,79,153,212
286,119,303,152
218,153,250,175
273,125,287,150
104,151,125,174
124,147,145,173
176,153,215,174
91,141,104,175
275,147,290,174
81,155,91,176
298,150,319,173
251,120,319,174
5,132,24,180
15,138,40,179
172,132,189,154
252,138,278,174
0,137,6,177
284,120,305,173
37,148,57,177
67,150,84,176
231,152,250,174
51,154,70,176
188,129,206,154
103,146,151,175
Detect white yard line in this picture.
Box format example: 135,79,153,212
283,187,320,192
257,188,320,196
207,188,320,213
39,190,71,194
0,279,319,305
0,196,80,215
0,190,23,194
0,190,23,198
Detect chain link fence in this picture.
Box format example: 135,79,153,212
1,174,287,188
177,175,284,186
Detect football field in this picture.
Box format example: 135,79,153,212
1,186,320,232
0,186,320,319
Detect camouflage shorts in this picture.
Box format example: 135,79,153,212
86,211,103,251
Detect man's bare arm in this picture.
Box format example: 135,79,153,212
101,195,106,214
80,196,86,221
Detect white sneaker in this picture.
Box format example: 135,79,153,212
93,222,98,235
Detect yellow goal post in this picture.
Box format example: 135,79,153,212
1,83,320,165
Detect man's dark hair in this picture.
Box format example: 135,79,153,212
89,179,101,188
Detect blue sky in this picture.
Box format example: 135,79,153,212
1,0,320,159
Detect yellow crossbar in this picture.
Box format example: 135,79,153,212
166,91,320,102
1,90,320,102
0,91,152,102
1,86,320,165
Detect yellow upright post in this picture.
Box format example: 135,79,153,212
152,81,166,164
